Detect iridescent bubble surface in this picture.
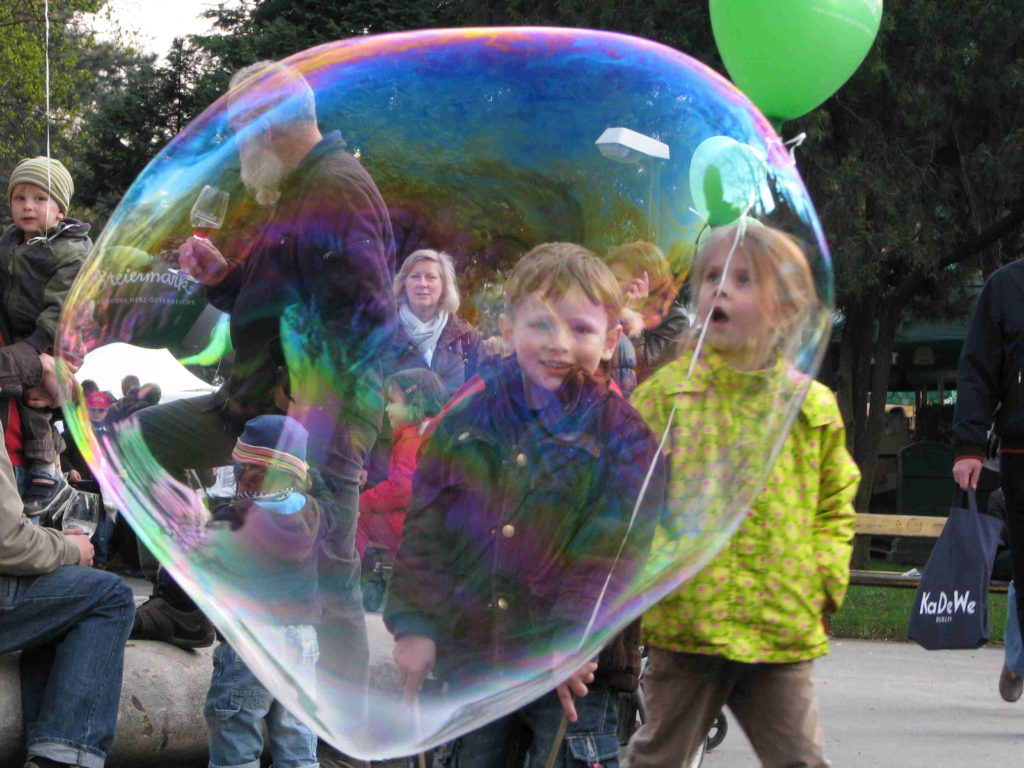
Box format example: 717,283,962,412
58,28,833,758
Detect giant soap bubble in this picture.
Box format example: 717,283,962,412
58,28,833,758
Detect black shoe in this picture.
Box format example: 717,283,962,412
22,473,74,519
130,595,215,649
999,663,1023,702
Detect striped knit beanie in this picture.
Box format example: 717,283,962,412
232,415,309,486
8,157,74,213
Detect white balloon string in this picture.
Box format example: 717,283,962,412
785,132,807,164
581,215,748,645
44,0,52,193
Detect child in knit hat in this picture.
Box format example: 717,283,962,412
3,156,91,518
203,414,324,768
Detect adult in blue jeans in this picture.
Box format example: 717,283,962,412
0,344,135,768
954,258,1024,703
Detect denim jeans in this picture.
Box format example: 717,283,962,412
1006,582,1024,676
205,627,320,768
0,565,135,768
440,684,621,768
12,465,38,526
91,498,116,565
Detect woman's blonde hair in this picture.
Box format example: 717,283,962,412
393,249,461,315
690,224,820,353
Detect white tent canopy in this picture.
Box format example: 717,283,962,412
75,343,216,403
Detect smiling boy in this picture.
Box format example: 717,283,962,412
385,242,665,768
2,157,91,517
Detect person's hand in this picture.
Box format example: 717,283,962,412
179,236,229,285
624,271,650,310
555,660,598,722
953,457,983,490
64,529,94,566
482,335,513,358
24,353,64,408
393,634,436,703
358,469,368,490
620,308,645,339
68,469,83,483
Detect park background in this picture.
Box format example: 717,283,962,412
2,0,1023,637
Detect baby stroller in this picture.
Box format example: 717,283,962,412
617,648,728,768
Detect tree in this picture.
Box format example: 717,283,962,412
72,0,1024,516
0,0,103,173
794,0,1024,521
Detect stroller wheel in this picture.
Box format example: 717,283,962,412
362,576,386,613
706,711,728,751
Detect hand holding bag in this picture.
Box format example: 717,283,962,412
907,488,1003,650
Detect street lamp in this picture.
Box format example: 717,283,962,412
594,127,670,240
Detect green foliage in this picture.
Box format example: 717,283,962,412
0,0,102,173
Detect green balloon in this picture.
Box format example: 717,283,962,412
710,0,883,122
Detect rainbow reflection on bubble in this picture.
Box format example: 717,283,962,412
58,28,833,758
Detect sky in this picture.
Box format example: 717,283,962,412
86,0,242,58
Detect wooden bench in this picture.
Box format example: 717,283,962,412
850,513,1008,593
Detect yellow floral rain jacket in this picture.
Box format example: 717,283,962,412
632,349,860,663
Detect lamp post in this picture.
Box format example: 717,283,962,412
595,127,670,242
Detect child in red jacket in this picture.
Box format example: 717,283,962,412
356,368,447,557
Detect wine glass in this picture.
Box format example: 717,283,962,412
190,185,230,238
62,490,99,538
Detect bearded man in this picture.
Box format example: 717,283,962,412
130,61,396,688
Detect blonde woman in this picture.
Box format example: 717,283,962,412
383,249,481,397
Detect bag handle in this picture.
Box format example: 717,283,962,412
954,485,980,515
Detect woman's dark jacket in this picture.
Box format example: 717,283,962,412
381,313,481,397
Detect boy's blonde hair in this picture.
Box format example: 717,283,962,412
692,224,819,348
506,242,625,323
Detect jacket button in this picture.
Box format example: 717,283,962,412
515,453,527,467
501,524,515,538
496,597,509,610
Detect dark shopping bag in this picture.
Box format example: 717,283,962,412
907,488,1002,650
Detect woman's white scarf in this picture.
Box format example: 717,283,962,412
399,299,449,367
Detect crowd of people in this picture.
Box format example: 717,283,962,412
0,57,916,768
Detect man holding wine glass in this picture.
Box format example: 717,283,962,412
0,346,135,768
132,59,397,683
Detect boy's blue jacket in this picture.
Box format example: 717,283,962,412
385,354,665,688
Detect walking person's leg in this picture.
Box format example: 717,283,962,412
726,660,830,768
623,648,734,768
1000,581,1024,701
1000,453,1024,636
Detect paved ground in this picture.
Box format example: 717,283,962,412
120,577,1024,767
699,639,1022,767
